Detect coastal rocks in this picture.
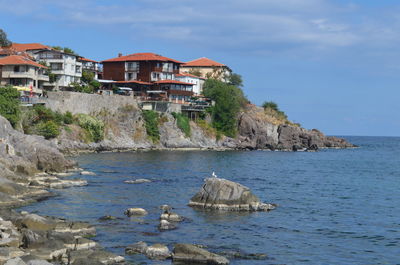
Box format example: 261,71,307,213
189,178,276,212
124,208,148,216
125,242,171,260
158,220,176,231
173,243,229,265
123,178,151,184
160,212,184,222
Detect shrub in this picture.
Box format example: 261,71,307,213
172,112,191,137
262,101,279,111
33,104,56,122
63,111,73,124
37,121,60,139
142,110,160,143
262,101,288,123
0,86,21,127
76,114,104,142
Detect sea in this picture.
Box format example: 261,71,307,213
21,136,400,265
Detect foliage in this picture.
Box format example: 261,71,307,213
63,111,73,124
0,86,21,127
70,82,94,94
171,112,191,137
196,119,217,138
75,114,104,142
72,70,100,93
142,110,160,143
37,121,60,139
203,79,247,137
227,73,243,87
52,46,76,55
52,46,62,51
262,101,288,122
0,29,11,47
39,61,57,84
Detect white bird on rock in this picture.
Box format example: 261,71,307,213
212,171,218,178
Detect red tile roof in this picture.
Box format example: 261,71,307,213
10,43,51,52
0,55,47,68
182,57,225,67
175,73,205,79
155,80,194,85
114,80,152,85
80,57,98,63
102,52,183,64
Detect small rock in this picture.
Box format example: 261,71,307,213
5,257,26,265
145,244,171,260
19,214,56,231
80,171,96,176
158,220,176,231
173,243,229,265
125,241,148,255
124,208,148,216
98,215,118,221
123,179,151,184
159,205,172,213
160,212,184,222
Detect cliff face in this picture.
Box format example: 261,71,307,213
39,92,353,152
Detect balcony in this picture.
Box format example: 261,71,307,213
4,71,35,79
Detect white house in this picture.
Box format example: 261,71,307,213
34,49,82,90
175,73,205,95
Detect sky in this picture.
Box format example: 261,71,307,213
1,0,399,136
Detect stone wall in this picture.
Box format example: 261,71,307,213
43,91,139,115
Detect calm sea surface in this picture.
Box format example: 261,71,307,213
21,137,400,264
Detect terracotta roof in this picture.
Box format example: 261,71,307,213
10,43,51,52
102,52,182,64
155,80,194,85
175,73,205,79
0,55,47,68
182,57,225,67
114,80,152,85
80,57,98,63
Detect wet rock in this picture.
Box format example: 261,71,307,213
189,178,276,212
125,241,148,255
159,205,172,212
123,178,151,184
98,215,118,221
145,243,171,260
80,171,96,176
158,219,176,231
160,212,184,222
173,243,229,265
124,208,148,216
18,214,56,231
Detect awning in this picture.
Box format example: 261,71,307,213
118,87,133,91
146,90,166,94
14,86,31,92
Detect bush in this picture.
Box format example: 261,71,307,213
37,121,60,139
63,111,73,124
33,104,56,122
172,112,191,137
203,79,247,137
76,114,104,142
262,101,288,122
142,110,160,143
0,86,21,127
262,101,279,111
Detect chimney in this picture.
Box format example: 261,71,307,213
118,53,122,57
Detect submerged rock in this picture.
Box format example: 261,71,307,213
145,243,171,260
80,171,96,176
173,243,229,265
123,178,151,184
160,212,184,222
158,219,176,231
125,241,148,255
189,178,276,211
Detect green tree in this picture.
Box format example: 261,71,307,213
0,29,11,47
37,121,60,139
203,79,246,137
262,101,279,111
0,86,20,127
228,73,243,87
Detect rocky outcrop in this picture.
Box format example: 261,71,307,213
189,178,276,211
0,210,124,265
236,105,355,151
173,243,229,265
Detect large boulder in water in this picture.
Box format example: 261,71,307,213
173,243,229,265
188,178,275,211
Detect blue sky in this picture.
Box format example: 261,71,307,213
1,0,399,136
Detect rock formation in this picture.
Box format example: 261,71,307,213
173,243,229,265
189,178,276,211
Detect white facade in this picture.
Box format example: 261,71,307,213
175,74,204,95
0,64,48,92
35,50,82,90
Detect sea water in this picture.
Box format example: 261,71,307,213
21,137,400,264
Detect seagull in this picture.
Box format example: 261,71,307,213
212,171,218,178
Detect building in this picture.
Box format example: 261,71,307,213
175,73,205,95
102,52,194,103
0,55,49,95
34,49,82,90
9,43,52,57
79,57,100,80
180,57,231,81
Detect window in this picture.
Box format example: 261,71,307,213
13,66,20,72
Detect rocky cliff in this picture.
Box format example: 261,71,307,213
49,93,354,153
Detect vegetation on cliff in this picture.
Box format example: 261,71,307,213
203,77,247,138
0,86,21,127
172,112,191,137
75,114,104,142
142,110,160,143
